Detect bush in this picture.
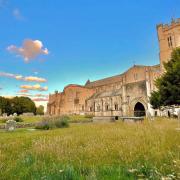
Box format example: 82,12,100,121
35,120,52,130
84,114,94,118
0,118,8,123
54,116,69,128
35,116,70,130
14,117,23,122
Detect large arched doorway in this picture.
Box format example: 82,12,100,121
134,102,145,117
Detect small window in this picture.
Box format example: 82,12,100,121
168,36,173,48
74,98,79,104
114,104,118,111
105,104,109,111
82,105,84,111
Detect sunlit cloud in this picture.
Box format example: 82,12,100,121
18,89,29,93
32,98,49,102
20,84,48,91
7,39,49,62
17,92,48,98
24,76,46,82
0,71,47,83
17,93,49,101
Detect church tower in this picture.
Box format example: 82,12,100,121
157,18,180,70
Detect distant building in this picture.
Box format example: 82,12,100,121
47,18,180,117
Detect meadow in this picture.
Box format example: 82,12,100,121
0,118,179,179
0,115,92,124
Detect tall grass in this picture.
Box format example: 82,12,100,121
0,118,179,179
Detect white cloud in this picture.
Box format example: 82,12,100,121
7,39,49,62
20,84,48,91
0,71,47,82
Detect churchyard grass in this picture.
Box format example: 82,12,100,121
20,115,43,123
0,115,92,124
0,117,179,179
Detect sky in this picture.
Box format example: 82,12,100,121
0,0,180,108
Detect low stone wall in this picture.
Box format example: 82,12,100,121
93,116,115,122
0,123,36,129
93,116,144,123
119,117,144,122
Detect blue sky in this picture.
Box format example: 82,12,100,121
0,0,180,106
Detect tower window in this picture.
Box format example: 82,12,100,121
168,36,173,47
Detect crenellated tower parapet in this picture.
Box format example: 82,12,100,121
157,18,180,70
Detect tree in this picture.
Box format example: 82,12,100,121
36,105,44,115
0,96,36,115
0,96,10,115
150,48,180,108
11,97,36,115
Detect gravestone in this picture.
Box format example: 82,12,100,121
178,109,180,120
5,120,16,131
146,110,154,121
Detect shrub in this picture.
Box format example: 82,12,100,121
35,120,52,130
0,118,8,123
54,116,69,128
14,117,23,122
35,116,55,130
84,114,94,119
35,116,69,130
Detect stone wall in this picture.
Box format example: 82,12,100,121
47,85,94,116
157,18,180,70
47,64,161,117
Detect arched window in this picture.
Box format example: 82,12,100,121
90,107,93,112
105,104,109,111
114,104,118,111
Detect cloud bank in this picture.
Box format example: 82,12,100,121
20,84,48,91
16,93,49,102
7,39,49,62
0,72,47,83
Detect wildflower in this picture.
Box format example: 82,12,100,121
128,168,137,173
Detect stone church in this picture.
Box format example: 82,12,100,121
47,19,180,117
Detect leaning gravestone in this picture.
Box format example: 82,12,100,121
178,109,180,120
146,110,154,121
5,120,16,131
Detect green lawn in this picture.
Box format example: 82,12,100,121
0,118,179,179
20,115,44,123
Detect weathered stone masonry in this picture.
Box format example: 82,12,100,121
47,19,180,117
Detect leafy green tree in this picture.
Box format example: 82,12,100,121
36,105,44,115
150,48,180,108
0,96,36,115
0,96,9,115
11,96,36,115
